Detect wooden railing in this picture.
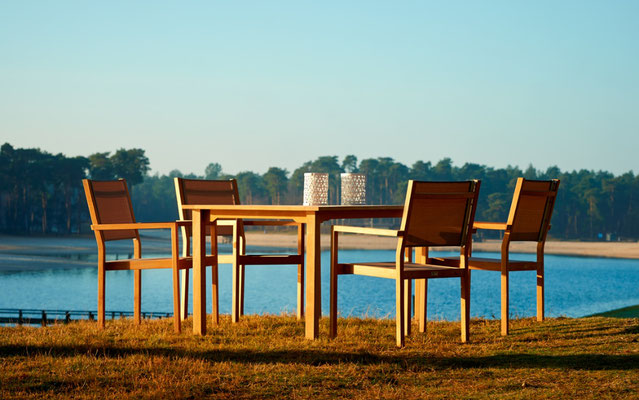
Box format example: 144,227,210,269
0,308,172,326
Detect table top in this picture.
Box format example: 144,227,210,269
181,204,402,211
181,204,404,222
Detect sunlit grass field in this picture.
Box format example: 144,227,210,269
1,315,638,399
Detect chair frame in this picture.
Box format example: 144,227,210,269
83,178,215,333
468,177,560,336
330,180,480,347
174,177,305,324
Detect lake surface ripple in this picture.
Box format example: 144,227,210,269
1,247,638,320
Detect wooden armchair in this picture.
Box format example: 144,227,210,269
330,180,480,347
465,178,559,335
174,178,304,324
83,179,216,333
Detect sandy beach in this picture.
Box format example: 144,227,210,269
244,232,639,259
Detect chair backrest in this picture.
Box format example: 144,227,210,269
83,179,139,242
506,178,560,242
174,178,240,236
400,180,480,247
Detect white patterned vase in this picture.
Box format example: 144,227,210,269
340,173,366,205
303,173,329,205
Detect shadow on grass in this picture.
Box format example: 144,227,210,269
1,344,638,371
623,324,639,335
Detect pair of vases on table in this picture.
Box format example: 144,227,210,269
303,172,366,206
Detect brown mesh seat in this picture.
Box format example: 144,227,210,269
83,179,216,333
329,180,481,347
174,178,304,324
444,177,560,336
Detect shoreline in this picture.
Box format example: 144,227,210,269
1,234,639,267
244,232,639,259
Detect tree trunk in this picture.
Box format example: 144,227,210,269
65,186,72,233
41,193,47,234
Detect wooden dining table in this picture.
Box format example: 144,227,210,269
181,204,404,339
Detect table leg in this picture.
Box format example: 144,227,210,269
305,215,321,340
192,209,208,335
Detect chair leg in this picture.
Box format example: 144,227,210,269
329,266,338,339
172,267,181,333
537,264,544,322
180,269,189,321
501,269,509,336
297,224,305,320
460,271,470,343
239,236,246,316
211,263,219,325
97,257,106,329
416,279,427,333
415,247,428,333
395,277,405,348
404,279,412,337
134,270,142,325
329,228,338,339
171,227,181,333
232,259,240,323
239,264,246,316
297,263,304,320
403,248,412,337
468,269,472,323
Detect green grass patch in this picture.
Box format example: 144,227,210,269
589,305,639,318
1,316,638,399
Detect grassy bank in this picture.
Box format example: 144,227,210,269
1,316,638,399
591,305,639,318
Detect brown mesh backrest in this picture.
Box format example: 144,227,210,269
507,178,560,242
83,179,138,241
175,178,239,236
400,180,480,247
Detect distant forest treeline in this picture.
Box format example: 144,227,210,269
1,142,638,240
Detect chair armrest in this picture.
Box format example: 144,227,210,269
333,225,403,237
91,222,177,231
93,222,188,261
473,222,510,231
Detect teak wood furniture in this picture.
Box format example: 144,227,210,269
174,178,305,323
330,180,481,347
453,178,560,336
82,179,215,333
180,204,404,339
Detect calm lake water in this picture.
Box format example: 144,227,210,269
1,244,638,321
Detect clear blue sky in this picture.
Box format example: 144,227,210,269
1,1,638,176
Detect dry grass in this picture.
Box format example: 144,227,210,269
1,316,638,399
